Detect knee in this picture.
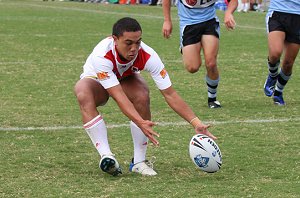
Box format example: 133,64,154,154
269,51,282,62
206,60,218,73
74,84,88,107
185,63,200,73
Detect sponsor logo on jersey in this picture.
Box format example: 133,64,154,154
186,0,197,6
160,68,167,79
97,71,110,80
181,0,216,8
132,66,140,73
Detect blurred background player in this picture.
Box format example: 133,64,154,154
237,0,250,12
74,17,216,176
162,0,238,108
263,0,300,105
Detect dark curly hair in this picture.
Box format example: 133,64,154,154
112,17,142,37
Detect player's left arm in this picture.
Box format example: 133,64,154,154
224,0,238,30
160,86,217,140
145,49,216,139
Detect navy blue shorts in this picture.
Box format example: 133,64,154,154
182,18,220,47
267,11,300,44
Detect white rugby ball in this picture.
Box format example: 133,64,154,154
189,134,222,173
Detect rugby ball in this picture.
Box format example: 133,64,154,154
189,134,222,173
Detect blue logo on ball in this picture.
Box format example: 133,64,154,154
194,154,209,168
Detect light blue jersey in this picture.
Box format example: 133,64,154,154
268,0,300,15
177,0,218,28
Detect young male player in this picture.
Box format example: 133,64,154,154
162,0,238,108
74,17,216,176
263,0,300,105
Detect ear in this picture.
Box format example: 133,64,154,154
112,35,118,41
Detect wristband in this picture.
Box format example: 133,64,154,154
189,117,201,128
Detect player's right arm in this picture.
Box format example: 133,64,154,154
90,43,160,146
162,0,172,39
106,84,160,146
224,0,238,30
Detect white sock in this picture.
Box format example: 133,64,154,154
241,3,245,9
84,115,112,158
130,121,148,164
257,4,261,9
244,3,249,11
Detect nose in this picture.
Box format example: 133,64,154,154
130,44,139,52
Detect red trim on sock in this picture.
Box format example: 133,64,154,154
83,115,103,129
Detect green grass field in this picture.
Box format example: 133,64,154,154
0,1,299,197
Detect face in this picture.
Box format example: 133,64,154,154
113,31,142,61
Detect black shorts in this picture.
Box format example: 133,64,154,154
267,11,300,44
182,18,220,47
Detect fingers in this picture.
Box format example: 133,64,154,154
195,124,217,140
225,19,236,30
148,128,160,146
163,31,171,39
140,120,160,146
207,132,217,140
148,135,160,146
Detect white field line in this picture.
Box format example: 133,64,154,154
1,117,299,132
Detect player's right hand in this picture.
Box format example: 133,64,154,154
162,21,172,39
137,120,160,146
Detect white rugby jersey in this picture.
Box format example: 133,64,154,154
80,37,172,90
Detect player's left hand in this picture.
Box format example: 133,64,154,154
224,12,236,30
194,123,217,140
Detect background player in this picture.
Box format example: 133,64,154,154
263,0,300,105
162,0,238,108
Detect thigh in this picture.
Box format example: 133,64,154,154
201,35,219,64
120,74,151,119
182,42,202,71
74,78,109,107
120,74,150,103
268,31,285,60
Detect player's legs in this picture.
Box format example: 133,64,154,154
273,42,300,105
201,34,221,108
264,11,286,98
264,31,284,96
74,78,121,176
182,42,202,73
120,74,151,120
180,19,221,108
74,78,109,123
120,74,157,175
202,35,219,80
281,42,300,75
268,31,285,64
265,11,300,105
